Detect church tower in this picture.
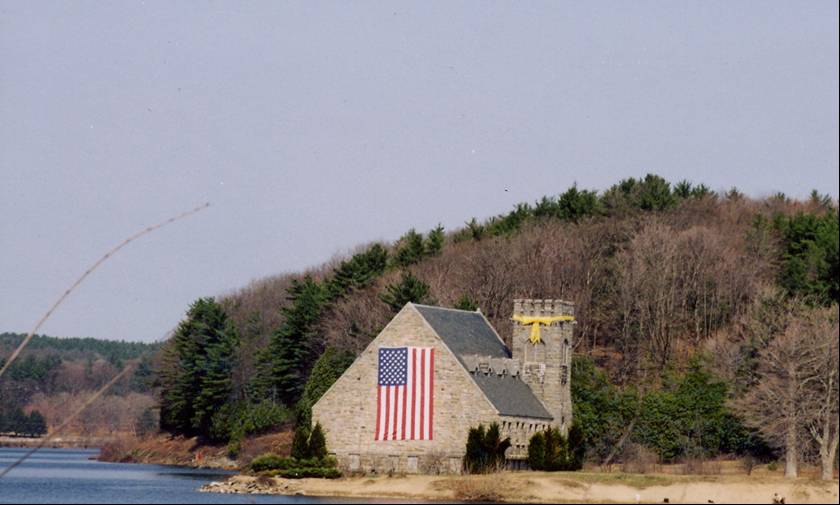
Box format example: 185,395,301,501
511,299,574,434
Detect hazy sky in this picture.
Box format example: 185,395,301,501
1,1,838,342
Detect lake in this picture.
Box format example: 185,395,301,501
0,447,416,504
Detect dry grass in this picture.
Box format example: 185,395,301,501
563,471,676,489
450,475,513,502
97,433,138,462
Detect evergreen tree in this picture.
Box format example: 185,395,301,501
775,212,839,305
464,424,487,473
192,315,239,438
379,271,432,312
327,244,388,298
291,424,311,460
158,297,239,439
556,185,601,221
674,180,693,199
454,294,478,312
309,423,328,460
466,218,485,241
295,347,355,428
393,229,426,267
252,276,328,405
424,224,445,255
27,410,47,436
464,423,510,473
528,432,546,470
135,408,157,437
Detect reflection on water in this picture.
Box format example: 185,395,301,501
0,448,426,504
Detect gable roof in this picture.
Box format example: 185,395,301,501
470,372,553,419
413,304,510,359
412,304,552,421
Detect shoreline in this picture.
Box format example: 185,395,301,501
200,472,840,504
0,435,111,449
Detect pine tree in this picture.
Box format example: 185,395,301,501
309,423,328,460
425,224,445,255
528,432,546,470
295,347,355,428
252,276,328,405
327,244,388,298
27,410,47,437
291,424,311,460
158,297,239,439
135,408,157,437
455,294,478,312
379,271,432,312
393,229,426,267
192,315,239,438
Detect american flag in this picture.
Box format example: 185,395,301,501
375,346,434,441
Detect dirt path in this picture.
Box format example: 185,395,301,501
202,472,840,504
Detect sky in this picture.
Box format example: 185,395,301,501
1,1,838,342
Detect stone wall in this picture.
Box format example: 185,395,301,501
500,415,553,460
312,304,501,474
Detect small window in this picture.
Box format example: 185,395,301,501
349,454,360,471
407,456,418,472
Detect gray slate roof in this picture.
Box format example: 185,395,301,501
413,304,553,421
470,372,553,419
413,305,510,359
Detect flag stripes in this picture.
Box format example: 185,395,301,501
375,346,434,441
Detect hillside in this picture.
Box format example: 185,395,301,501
0,333,159,438
132,175,840,473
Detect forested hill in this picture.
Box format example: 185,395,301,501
0,333,160,367
0,332,160,437
156,174,838,469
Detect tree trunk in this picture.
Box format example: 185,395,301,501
785,418,798,478
821,427,838,481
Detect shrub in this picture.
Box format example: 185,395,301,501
527,432,546,470
620,443,658,474
291,425,311,460
250,454,297,472
215,401,290,457
249,453,340,479
452,476,507,502
527,425,585,471
295,349,354,428
464,423,510,474
309,423,327,460
276,467,341,479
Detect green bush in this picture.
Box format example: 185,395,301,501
291,425,311,460
572,355,771,464
309,423,327,460
295,348,355,428
571,356,640,460
635,358,768,462
250,454,297,472
249,453,340,479
527,432,546,470
276,467,341,479
211,400,291,455
464,423,511,474
528,425,584,471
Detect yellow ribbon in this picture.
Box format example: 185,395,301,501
512,315,575,344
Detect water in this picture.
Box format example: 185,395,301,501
0,448,410,504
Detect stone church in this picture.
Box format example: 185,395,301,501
312,299,574,474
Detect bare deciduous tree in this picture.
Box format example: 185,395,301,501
736,304,836,478
801,307,839,480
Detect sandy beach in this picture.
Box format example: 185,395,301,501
201,471,840,504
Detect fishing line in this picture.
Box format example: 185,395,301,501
0,203,210,478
